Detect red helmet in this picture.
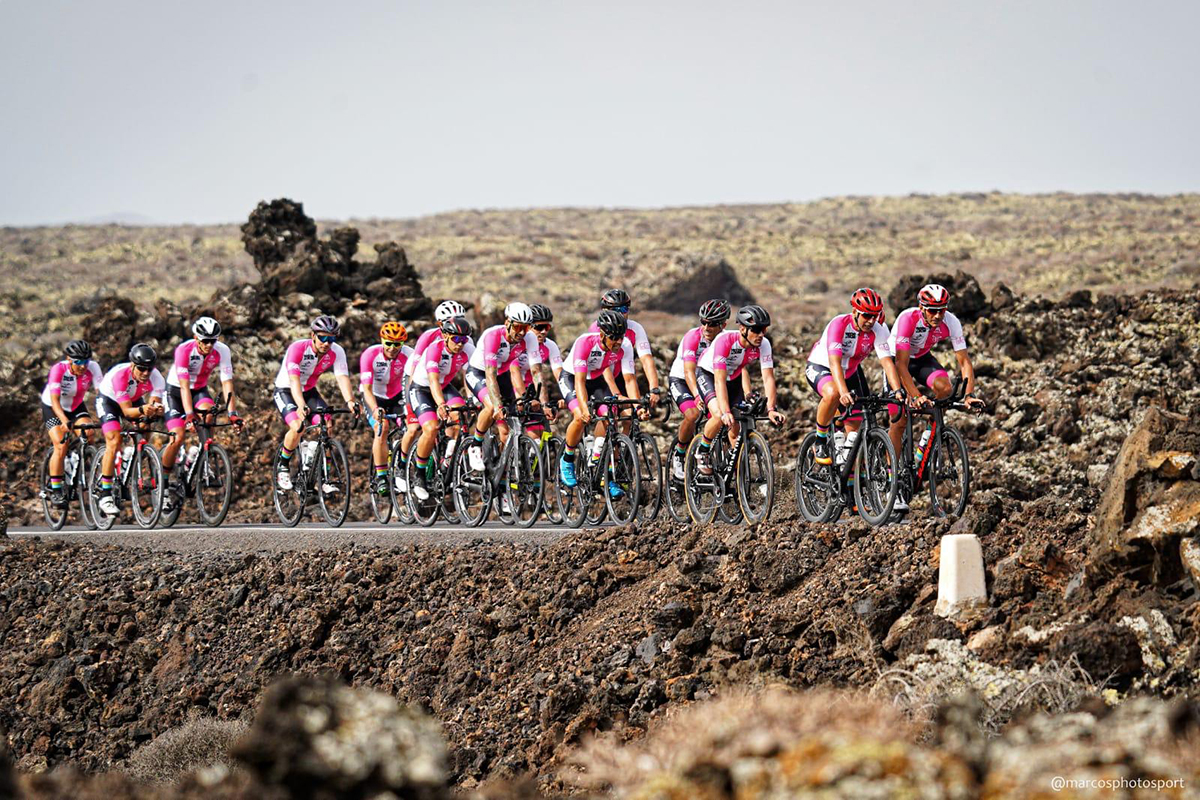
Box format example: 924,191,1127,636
918,283,950,310
850,288,883,315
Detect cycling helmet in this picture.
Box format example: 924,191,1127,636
699,299,731,324
505,302,534,324
379,321,407,342
440,316,472,337
435,300,466,322
850,288,884,315
64,340,92,360
311,315,341,335
736,305,771,328
596,309,628,338
529,303,553,324
601,288,631,310
129,343,157,368
918,283,950,310
191,316,221,338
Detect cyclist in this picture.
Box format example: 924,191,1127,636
557,310,640,493
886,284,986,508
273,315,361,491
40,339,104,508
463,302,543,472
162,317,241,510
666,299,737,481
95,344,166,515
360,321,413,495
517,303,564,435
407,315,474,500
804,288,902,468
692,305,786,475
587,289,662,408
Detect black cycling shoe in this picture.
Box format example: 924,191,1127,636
374,474,390,495
50,488,68,509
813,438,833,465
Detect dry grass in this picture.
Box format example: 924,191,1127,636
123,717,249,785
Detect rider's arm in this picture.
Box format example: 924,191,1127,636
601,366,620,399
631,322,660,392
955,349,978,397
894,348,923,398
336,373,357,407
485,364,504,410
880,355,904,396
762,366,780,411
47,366,69,426
179,374,195,417
331,345,357,409
742,365,753,396
221,379,237,416
683,360,701,399
829,354,851,399
714,366,731,416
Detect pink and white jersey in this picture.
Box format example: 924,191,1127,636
887,308,967,359
668,327,717,379
468,325,541,373
40,360,104,411
404,328,475,378
359,344,414,400
564,332,636,380
807,314,892,377
273,340,350,391
98,362,166,404
167,339,233,390
518,339,563,381
697,330,774,379
412,338,474,389
587,317,653,358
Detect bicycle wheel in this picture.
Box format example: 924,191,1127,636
40,448,68,530
664,442,690,524
368,453,392,524
130,443,164,529
78,445,98,530
715,437,743,525
603,434,640,525
555,452,587,528
451,438,491,526
928,426,971,518
196,443,234,527
854,428,898,526
634,434,663,522
317,439,351,527
684,436,720,524
795,431,840,523
88,449,116,531
272,441,305,527
541,436,564,524
737,430,775,524
506,434,544,528
406,452,441,526
389,445,415,524
159,459,184,528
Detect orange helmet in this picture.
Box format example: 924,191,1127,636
380,321,407,342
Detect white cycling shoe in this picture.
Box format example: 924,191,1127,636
468,445,486,472
275,469,293,491
98,495,119,516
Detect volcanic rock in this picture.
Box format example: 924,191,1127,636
600,250,755,316
888,270,988,321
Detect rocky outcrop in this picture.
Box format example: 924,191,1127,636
888,269,988,321
600,251,756,316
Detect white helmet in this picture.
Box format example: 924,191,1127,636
192,316,221,338
435,300,466,322
504,302,534,324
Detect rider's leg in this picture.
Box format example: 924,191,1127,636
162,428,185,472
100,427,121,491
48,422,68,480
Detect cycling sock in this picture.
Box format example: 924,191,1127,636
816,423,830,439
280,445,294,461
374,464,388,476
100,475,113,492
674,443,687,456
698,436,712,451
562,445,576,463
49,475,64,490
415,454,430,468
473,430,485,444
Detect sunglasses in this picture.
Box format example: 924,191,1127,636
447,335,469,344
315,334,337,343
71,358,89,366
702,320,725,328
612,305,630,314
381,339,405,348
747,325,768,334
533,323,552,332
855,311,880,322
923,307,947,316
198,338,218,346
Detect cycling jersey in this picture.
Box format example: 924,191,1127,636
517,339,563,383
411,338,474,389
807,314,890,378
359,344,414,400
40,359,104,411
168,339,233,390
587,317,653,358
564,332,636,379
887,307,967,359
273,340,349,391
468,325,541,373
404,328,475,378
98,362,166,405
668,327,716,379
697,330,774,379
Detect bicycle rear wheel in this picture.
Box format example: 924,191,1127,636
196,443,233,526
506,434,544,528
88,449,116,531
406,453,441,526
854,428,898,526
40,448,67,530
684,436,720,524
317,439,351,527
389,445,415,524
634,434,662,522
928,426,970,518
78,445,98,530
159,460,184,528
795,431,840,523
272,441,305,527
664,443,689,524
452,438,490,526
130,443,164,529
541,436,564,524
737,430,775,524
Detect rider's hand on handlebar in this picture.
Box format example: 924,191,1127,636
768,409,786,426
636,406,650,421
965,394,986,412
909,393,932,410
228,412,244,432
436,403,449,422
838,391,854,408
579,405,592,424
721,410,734,427
648,388,661,408
297,404,309,423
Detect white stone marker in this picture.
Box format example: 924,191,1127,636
935,533,988,618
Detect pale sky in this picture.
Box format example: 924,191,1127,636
1,0,1198,225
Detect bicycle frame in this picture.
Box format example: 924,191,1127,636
899,377,971,493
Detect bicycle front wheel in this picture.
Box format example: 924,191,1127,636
78,445,99,530
452,436,491,526
635,434,662,522
795,431,840,523
664,442,690,524
89,448,115,531
317,439,351,527
196,443,234,526
406,452,441,527
40,448,67,530
854,428,898,527
368,455,392,524
541,436,564,524
272,441,305,527
928,426,971,518
604,434,641,525
505,434,544,528
130,443,164,529
737,430,775,524
684,436,719,525
390,446,415,524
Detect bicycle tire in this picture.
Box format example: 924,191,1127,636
130,443,164,529
389,445,415,524
634,434,663,522
854,427,898,527
368,455,393,524
928,426,971,518
541,435,564,524
795,431,840,523
196,442,233,527
406,451,441,526
317,439,351,527
737,430,775,524
272,441,305,528
684,436,719,525
715,437,743,524
603,434,640,525
451,437,490,527
88,448,116,531
78,445,98,530
506,434,544,528
664,442,690,524
40,448,67,530
159,459,184,528
555,451,587,528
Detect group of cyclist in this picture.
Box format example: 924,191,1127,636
39,280,984,523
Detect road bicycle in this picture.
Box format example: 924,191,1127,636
407,404,469,527
554,397,642,528
623,392,669,523
683,393,776,525
39,421,101,530
272,408,357,528
160,412,237,528
368,411,407,524
894,377,978,519
488,386,547,528
89,423,167,530
795,393,898,526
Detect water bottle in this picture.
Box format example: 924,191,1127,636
121,444,135,471
833,431,846,465
842,431,859,464
301,441,317,469
184,445,200,471
583,434,595,458
65,451,79,482
916,430,931,464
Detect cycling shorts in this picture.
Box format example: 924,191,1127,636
465,366,516,407
668,377,698,414
695,368,745,408
406,382,465,426
165,386,216,431
906,352,949,389
97,395,145,434
42,402,91,431
804,361,869,423
366,394,406,432
273,388,331,426
558,372,612,415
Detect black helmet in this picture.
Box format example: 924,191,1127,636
311,315,341,336
65,340,92,360
129,343,157,368
698,299,731,324
600,288,631,310
529,303,553,324
440,316,472,337
596,309,628,338
736,305,771,328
